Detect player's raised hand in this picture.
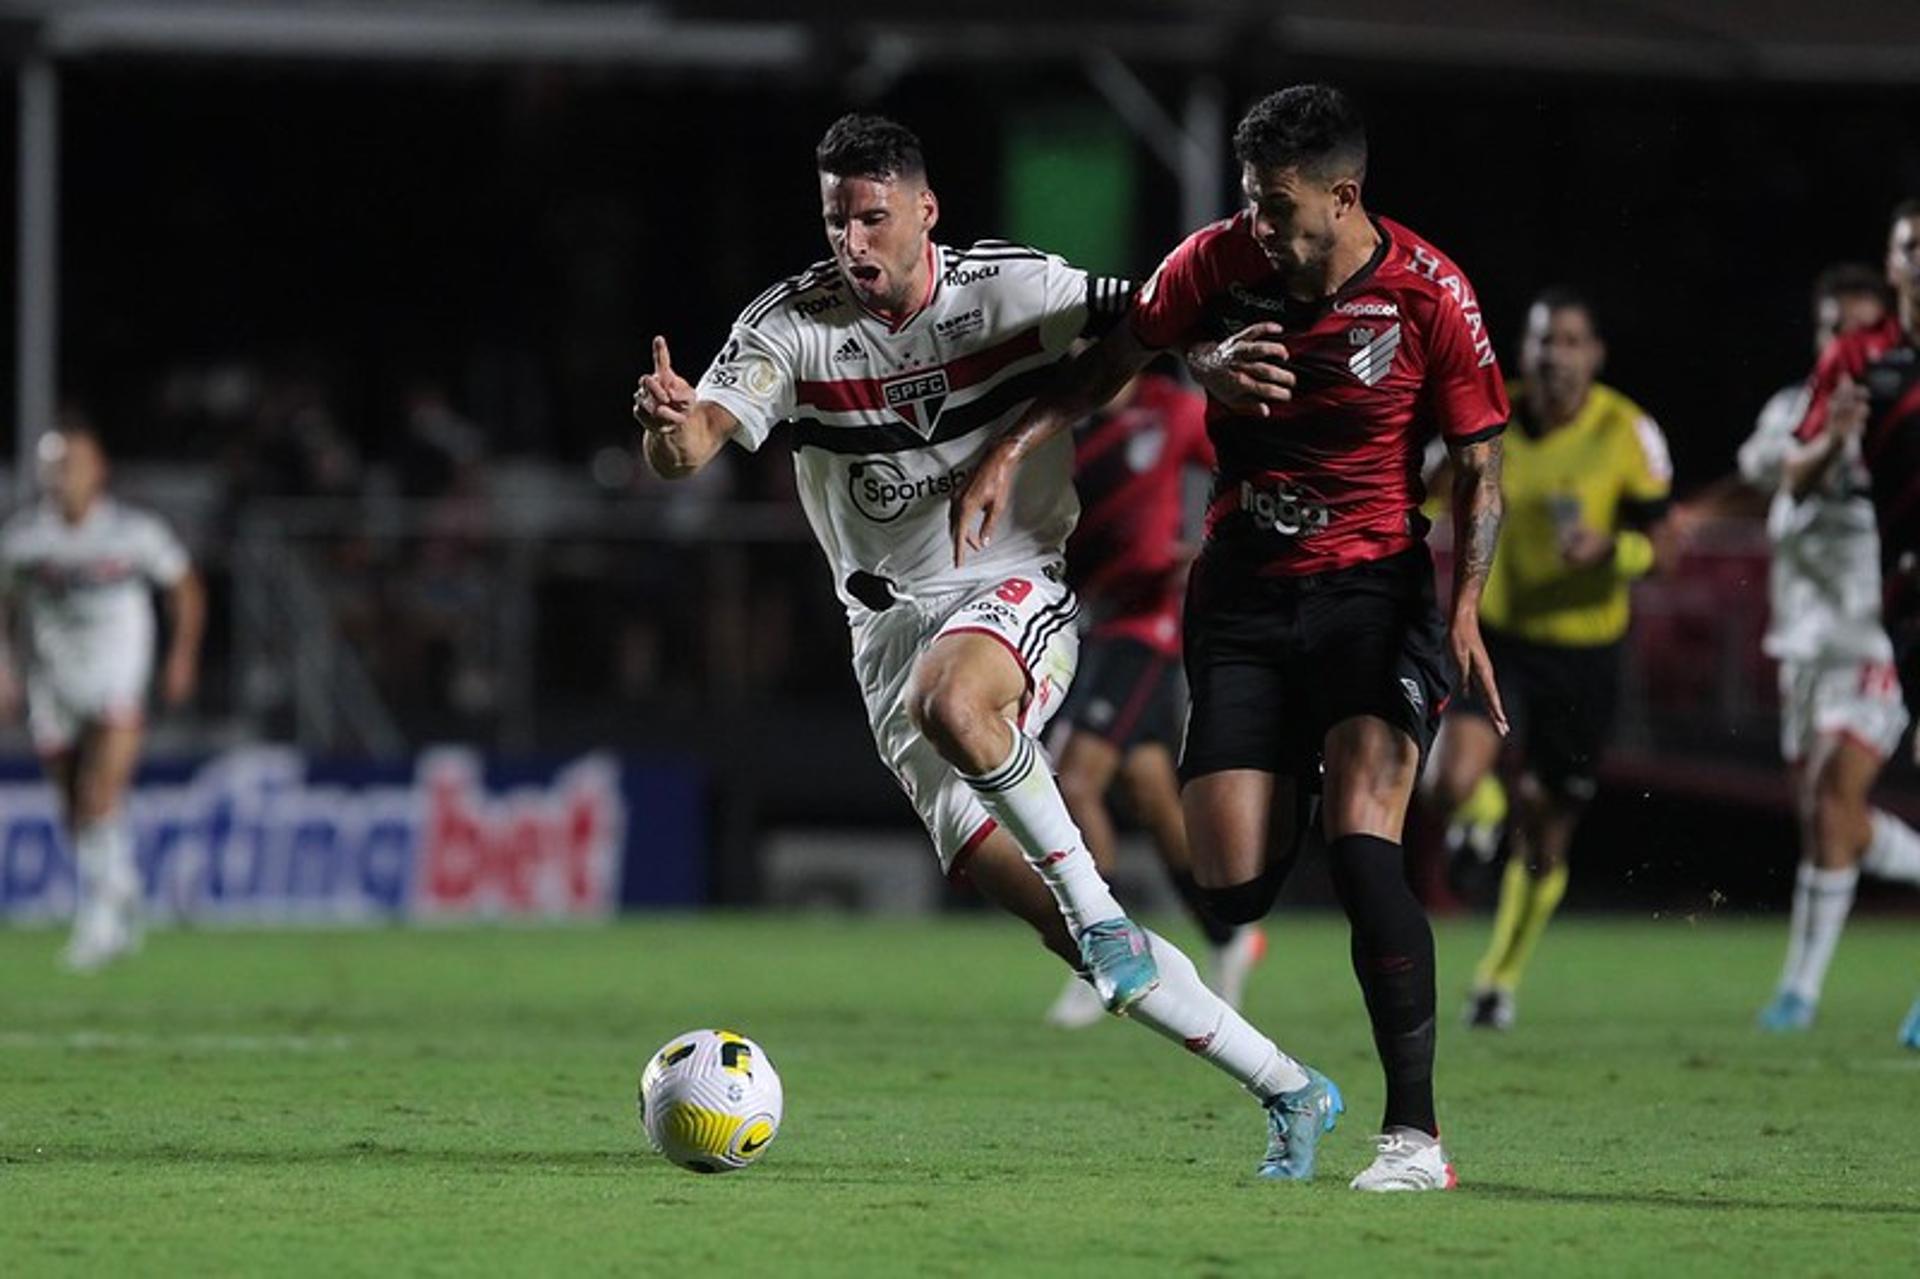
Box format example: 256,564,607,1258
951,441,1018,567
1188,322,1295,417
634,336,694,433
1830,374,1869,441
1449,610,1509,736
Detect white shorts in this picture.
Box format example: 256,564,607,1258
850,566,1079,873
1778,656,1909,764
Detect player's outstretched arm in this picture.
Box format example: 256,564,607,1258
161,568,206,708
634,336,741,480
1447,433,1508,735
950,322,1158,565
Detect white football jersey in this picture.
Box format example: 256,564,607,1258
1738,382,1890,663
696,241,1131,614
0,497,190,688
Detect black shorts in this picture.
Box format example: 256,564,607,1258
1179,546,1453,784
1058,634,1185,752
1454,626,1622,803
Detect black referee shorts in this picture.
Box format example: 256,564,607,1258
1058,634,1184,753
1178,546,1453,784
1453,625,1622,804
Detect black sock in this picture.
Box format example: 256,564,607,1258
1327,833,1439,1136
1169,870,1239,947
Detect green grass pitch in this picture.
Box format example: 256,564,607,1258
2,914,1916,1276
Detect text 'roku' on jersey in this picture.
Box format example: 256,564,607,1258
696,241,1131,614
1130,213,1509,577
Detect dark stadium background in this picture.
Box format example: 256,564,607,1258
3,1,1919,918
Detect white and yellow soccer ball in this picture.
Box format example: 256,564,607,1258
638,1029,784,1174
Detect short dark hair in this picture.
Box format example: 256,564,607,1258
1530,286,1602,339
1812,261,1891,310
1232,85,1366,182
816,113,926,183
1893,197,1920,227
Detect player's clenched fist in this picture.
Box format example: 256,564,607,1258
634,335,694,433
1829,374,1870,441
1186,321,1296,418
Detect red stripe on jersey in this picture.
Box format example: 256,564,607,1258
794,326,1044,413
1866,377,1920,466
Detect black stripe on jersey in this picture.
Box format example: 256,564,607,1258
790,361,1060,456
1083,276,1135,339
1448,421,1507,448
1617,495,1672,530
949,245,1048,263
741,260,838,329
1087,277,1133,314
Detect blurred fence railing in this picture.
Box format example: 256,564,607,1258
226,497,1789,765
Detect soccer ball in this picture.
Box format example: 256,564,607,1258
638,1028,784,1173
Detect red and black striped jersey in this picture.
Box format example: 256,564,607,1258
1067,374,1214,656
1131,212,1509,577
1796,315,1920,602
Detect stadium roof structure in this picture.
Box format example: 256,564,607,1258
0,0,1916,80
4,0,1918,486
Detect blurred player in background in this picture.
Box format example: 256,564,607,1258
1684,264,1920,1033
1787,202,1920,1049
956,85,1510,1191
0,419,204,970
1041,364,1267,1030
636,113,1344,1180
1441,290,1674,1032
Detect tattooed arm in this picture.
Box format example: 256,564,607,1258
1447,433,1508,734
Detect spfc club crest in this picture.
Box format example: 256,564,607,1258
882,368,950,434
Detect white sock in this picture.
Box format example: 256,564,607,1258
1782,863,1858,1002
72,816,138,927
961,729,1124,933
1129,929,1310,1101
1862,809,1920,884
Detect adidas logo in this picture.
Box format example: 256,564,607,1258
833,337,866,363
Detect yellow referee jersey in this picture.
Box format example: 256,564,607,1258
1479,381,1672,647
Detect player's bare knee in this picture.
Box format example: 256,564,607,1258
910,679,995,762
1055,765,1104,811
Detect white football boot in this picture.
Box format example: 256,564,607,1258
61,905,135,973
1350,1127,1457,1192
1206,926,1267,1011
1043,974,1108,1030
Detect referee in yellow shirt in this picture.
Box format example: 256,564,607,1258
1429,288,1674,1030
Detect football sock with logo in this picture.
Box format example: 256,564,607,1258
961,728,1125,934
1782,863,1858,1002
1127,928,1310,1100
1168,871,1239,947
1863,809,1920,884
1328,834,1439,1136
1489,860,1569,992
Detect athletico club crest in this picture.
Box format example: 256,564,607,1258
882,368,950,434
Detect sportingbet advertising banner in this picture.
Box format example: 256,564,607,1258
0,747,704,923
